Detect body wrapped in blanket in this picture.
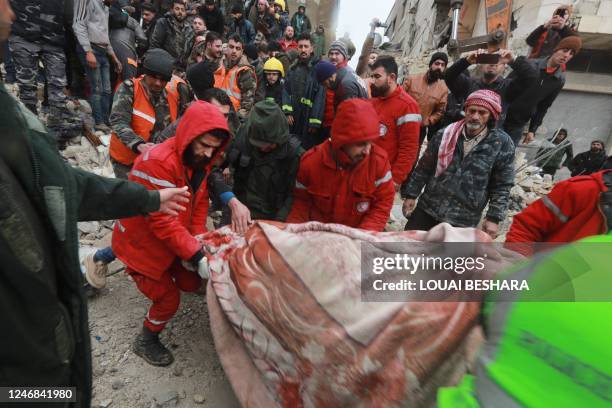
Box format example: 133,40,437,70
202,221,522,407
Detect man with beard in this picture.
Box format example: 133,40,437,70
228,3,256,46
84,49,186,287
203,30,223,64
285,32,325,149
401,90,514,239
113,101,231,366
403,52,449,142
198,0,224,37
569,140,607,177
504,36,581,145
287,99,395,231
444,48,537,130
370,56,421,190
279,25,298,51
214,34,257,119
150,0,193,67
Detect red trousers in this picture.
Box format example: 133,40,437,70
127,261,202,332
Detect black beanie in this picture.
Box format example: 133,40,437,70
429,51,448,67
244,43,258,60
143,48,174,81
187,61,217,99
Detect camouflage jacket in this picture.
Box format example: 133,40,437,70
10,0,68,46
401,126,515,227
110,79,177,152
224,60,257,119
150,13,193,64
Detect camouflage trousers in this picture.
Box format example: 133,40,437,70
8,35,67,114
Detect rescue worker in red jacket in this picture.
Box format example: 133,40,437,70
112,101,231,366
506,170,612,252
370,55,421,189
287,99,395,231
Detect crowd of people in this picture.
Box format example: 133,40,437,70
1,0,611,405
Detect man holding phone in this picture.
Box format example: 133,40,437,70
444,48,538,122
526,5,575,59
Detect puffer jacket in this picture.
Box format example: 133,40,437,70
402,126,515,227
112,101,230,279
507,170,611,246
287,99,395,231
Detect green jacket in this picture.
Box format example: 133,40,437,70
438,235,612,408
0,84,160,406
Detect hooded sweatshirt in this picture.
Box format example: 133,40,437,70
287,99,395,231
227,101,303,220
112,101,230,279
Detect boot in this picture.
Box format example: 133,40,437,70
132,326,174,367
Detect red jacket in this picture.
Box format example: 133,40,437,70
279,38,298,52
287,99,395,231
371,86,421,185
112,101,230,280
506,170,610,249
322,61,349,128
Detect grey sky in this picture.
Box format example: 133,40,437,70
336,0,395,68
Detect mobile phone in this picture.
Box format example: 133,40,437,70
476,53,501,64
555,8,567,17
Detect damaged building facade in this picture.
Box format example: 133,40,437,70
384,0,612,162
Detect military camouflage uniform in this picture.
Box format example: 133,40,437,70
9,0,82,143
223,59,257,120
401,126,515,227
109,78,176,176
150,12,194,68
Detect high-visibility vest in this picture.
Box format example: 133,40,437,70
437,234,612,408
109,75,182,166
214,63,254,111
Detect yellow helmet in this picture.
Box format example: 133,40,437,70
263,57,285,77
274,0,285,11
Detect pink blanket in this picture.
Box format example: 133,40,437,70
204,222,519,407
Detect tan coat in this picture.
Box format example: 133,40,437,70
403,73,448,126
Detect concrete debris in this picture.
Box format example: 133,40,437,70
111,379,124,390
193,394,205,404
98,399,113,408
152,390,179,408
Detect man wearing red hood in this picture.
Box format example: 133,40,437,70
506,170,612,250
112,101,231,366
287,99,395,231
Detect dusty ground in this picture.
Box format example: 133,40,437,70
87,261,240,408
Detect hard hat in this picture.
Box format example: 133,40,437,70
263,57,285,77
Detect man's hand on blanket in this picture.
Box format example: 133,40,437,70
229,197,253,234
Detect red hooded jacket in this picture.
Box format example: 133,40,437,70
506,170,611,249
112,101,230,280
287,99,395,231
371,86,421,184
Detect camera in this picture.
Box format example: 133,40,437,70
375,22,389,28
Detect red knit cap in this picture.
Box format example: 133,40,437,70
464,89,502,120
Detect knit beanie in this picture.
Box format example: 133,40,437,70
464,90,502,121
244,43,258,60
186,60,216,99
314,60,337,83
328,40,348,60
429,51,449,67
553,35,582,54
142,48,174,81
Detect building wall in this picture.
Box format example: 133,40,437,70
287,0,340,46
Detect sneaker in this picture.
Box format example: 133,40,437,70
94,123,111,133
133,327,174,366
83,252,108,289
